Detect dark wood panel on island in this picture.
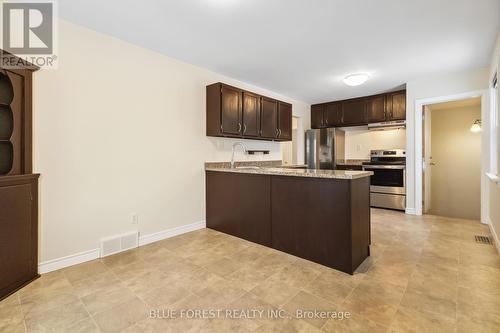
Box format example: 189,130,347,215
206,171,271,246
205,170,371,274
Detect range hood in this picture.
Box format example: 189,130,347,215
368,120,406,131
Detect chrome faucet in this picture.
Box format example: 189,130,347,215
231,142,247,168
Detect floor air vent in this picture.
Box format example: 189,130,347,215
100,231,139,257
475,235,493,245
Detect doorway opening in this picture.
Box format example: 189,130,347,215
422,97,482,220
282,116,299,165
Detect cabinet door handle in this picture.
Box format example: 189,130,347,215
278,129,282,137
243,124,247,134
238,123,242,133
275,128,279,137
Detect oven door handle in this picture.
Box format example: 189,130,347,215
362,165,406,170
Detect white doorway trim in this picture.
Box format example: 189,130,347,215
413,90,489,223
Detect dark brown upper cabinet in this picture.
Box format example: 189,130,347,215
311,90,406,128
341,99,367,126
207,83,242,137
365,95,386,123
278,102,292,141
242,91,261,137
311,103,342,129
311,104,325,129
324,102,343,127
220,85,242,135
386,90,406,121
260,97,279,139
207,82,292,141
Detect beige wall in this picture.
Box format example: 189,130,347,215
33,20,311,262
429,104,481,220
344,127,406,159
405,68,489,214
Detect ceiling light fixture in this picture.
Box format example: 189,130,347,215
470,119,482,133
343,73,370,86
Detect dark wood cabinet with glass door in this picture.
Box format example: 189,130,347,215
0,52,39,301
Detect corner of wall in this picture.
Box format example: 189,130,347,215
487,218,500,254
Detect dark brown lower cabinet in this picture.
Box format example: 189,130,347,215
206,171,271,246
206,171,370,274
336,165,363,171
0,174,39,301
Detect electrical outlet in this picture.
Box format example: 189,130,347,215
356,144,362,152
131,214,139,225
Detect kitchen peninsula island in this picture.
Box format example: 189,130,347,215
205,165,373,274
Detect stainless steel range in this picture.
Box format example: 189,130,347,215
362,149,406,211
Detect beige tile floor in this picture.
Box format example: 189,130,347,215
1,209,499,332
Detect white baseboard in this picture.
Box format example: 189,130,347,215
139,220,206,246
38,248,100,274
487,218,500,255
38,220,206,274
405,207,417,215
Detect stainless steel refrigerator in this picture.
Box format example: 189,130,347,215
305,128,345,169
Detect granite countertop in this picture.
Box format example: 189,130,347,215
205,164,373,180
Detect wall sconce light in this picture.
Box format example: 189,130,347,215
470,119,482,133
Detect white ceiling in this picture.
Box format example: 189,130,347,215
59,0,500,104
